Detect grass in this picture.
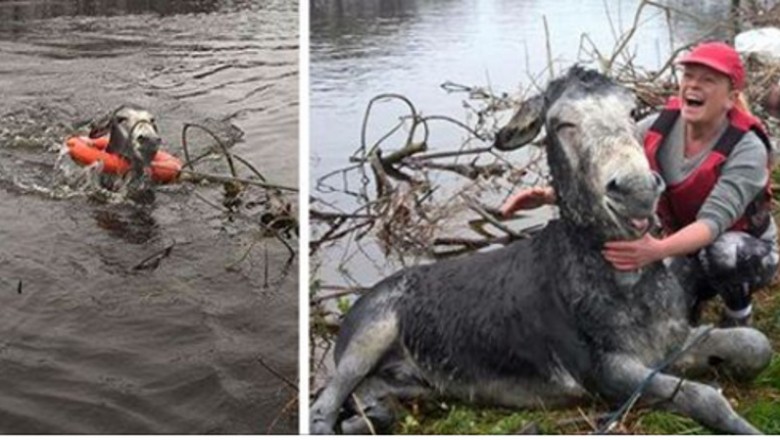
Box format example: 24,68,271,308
396,403,540,435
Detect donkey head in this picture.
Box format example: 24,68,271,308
90,104,162,178
496,67,664,241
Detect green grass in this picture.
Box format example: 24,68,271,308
396,404,539,435
630,411,706,435
744,400,780,433
754,354,780,389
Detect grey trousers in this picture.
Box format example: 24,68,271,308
668,231,779,317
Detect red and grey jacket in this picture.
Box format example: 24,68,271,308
644,97,773,237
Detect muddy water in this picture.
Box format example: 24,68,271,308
310,0,732,286
0,0,298,434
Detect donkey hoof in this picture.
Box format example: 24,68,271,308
310,417,336,435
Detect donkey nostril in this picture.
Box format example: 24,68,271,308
606,177,620,194
138,134,161,146
652,172,665,193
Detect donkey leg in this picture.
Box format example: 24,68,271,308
600,354,761,434
671,326,773,382
339,374,430,434
310,313,400,435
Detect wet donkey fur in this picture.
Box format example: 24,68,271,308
89,104,162,192
310,67,773,434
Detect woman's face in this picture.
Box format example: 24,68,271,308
679,64,737,126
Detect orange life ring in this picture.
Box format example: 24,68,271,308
65,136,182,184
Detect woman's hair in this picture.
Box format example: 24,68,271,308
734,91,753,116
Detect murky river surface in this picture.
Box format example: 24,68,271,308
0,0,298,433
311,0,731,286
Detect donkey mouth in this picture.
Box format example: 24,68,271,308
605,199,653,236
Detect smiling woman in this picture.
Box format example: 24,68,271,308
637,42,777,327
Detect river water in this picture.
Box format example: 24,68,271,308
310,0,733,287
0,0,298,434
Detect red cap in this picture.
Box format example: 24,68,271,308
677,42,745,90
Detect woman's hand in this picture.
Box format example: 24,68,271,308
603,233,667,271
500,186,556,218
603,221,714,271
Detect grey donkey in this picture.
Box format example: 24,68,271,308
89,104,162,191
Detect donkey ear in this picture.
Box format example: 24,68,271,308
88,112,113,139
493,94,544,151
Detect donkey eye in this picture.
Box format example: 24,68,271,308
116,116,128,124
555,121,577,131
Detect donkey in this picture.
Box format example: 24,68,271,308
310,67,773,434
89,104,162,192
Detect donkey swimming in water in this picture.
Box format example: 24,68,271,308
89,104,162,192
310,67,773,434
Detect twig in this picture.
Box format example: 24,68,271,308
553,410,612,429
359,93,427,158
315,163,364,194
225,238,258,272
266,395,298,435
432,236,512,255
232,154,267,182
178,170,298,192
264,242,269,287
131,243,175,271
404,147,492,161
421,115,490,141
310,217,376,254
461,194,523,239
605,0,648,72
181,122,237,177
193,190,297,261
407,161,507,180
257,356,298,391
310,286,369,306
351,394,377,435
381,141,428,165
310,209,375,221
543,15,555,77
192,190,224,211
